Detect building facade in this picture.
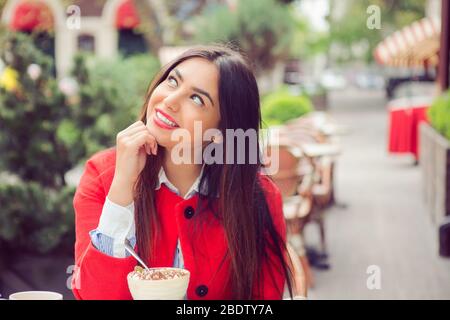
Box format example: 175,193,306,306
1,0,150,76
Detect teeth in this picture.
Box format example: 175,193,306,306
156,111,177,127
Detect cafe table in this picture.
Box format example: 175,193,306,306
300,143,341,159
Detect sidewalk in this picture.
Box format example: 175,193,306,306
306,88,450,299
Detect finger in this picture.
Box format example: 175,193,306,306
118,121,145,139
126,120,145,131
149,141,155,156
131,128,157,155
124,125,148,138
149,136,157,155
145,134,157,155
152,141,158,155
130,132,156,152
142,143,149,155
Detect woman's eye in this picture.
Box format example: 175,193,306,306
167,76,178,87
191,94,204,106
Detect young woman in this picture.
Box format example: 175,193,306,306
72,45,294,300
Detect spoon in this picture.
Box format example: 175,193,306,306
124,239,151,271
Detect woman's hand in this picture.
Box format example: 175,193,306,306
108,121,158,206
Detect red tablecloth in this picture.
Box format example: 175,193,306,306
388,105,429,160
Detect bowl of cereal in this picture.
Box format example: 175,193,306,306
127,266,190,300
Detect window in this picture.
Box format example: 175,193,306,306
77,34,95,53
118,29,148,57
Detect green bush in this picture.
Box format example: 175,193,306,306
0,32,70,188
0,32,159,255
89,53,160,118
261,87,313,126
428,90,450,141
0,181,76,255
192,0,296,72
60,53,160,164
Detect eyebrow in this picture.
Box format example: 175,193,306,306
173,69,215,106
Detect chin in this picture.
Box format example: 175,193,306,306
146,122,163,142
145,123,170,149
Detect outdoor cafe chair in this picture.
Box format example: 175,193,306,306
286,242,308,298
264,143,315,288
280,121,340,266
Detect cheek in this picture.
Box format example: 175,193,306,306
184,110,216,131
147,88,166,111
186,114,221,143
204,109,221,131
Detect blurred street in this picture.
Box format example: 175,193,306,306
306,88,450,299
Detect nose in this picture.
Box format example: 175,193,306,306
162,92,181,112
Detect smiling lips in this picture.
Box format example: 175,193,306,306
153,108,179,130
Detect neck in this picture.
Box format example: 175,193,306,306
162,148,202,197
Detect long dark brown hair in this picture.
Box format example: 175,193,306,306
133,45,293,299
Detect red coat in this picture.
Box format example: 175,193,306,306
72,148,287,300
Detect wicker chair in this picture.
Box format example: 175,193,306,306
265,144,315,288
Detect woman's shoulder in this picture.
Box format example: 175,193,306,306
257,172,285,234
258,172,281,198
86,147,116,171
258,173,283,211
74,147,117,206
80,147,116,189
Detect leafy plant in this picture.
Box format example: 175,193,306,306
328,0,425,63
428,90,450,141
261,87,313,126
191,0,296,72
0,181,76,254
0,32,159,255
57,52,160,165
0,32,69,188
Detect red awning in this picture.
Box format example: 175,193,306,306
374,17,440,67
116,0,140,29
10,0,54,31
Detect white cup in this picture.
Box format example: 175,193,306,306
9,291,63,300
127,268,190,300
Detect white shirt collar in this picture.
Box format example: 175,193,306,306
155,164,207,199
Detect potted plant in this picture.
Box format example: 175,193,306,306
261,86,314,127
420,90,450,225
301,82,328,111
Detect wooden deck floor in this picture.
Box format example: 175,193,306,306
306,88,450,300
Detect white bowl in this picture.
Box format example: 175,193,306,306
9,291,63,300
127,267,190,300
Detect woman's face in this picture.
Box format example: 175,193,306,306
146,57,221,153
